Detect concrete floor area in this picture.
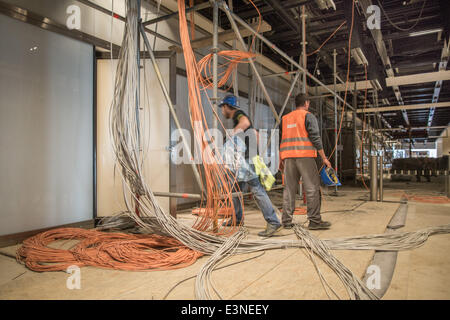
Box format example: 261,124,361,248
0,180,449,300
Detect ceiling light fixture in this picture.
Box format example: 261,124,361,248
409,28,443,37
315,0,336,11
351,47,369,66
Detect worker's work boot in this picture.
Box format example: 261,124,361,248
258,224,282,237
222,219,243,227
307,220,331,230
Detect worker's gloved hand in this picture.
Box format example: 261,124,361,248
323,158,332,169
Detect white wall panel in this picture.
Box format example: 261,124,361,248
96,58,170,217
0,15,94,235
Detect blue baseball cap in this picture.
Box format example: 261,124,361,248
219,95,240,109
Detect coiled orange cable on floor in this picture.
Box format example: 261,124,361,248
16,228,203,272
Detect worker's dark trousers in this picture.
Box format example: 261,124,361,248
282,157,322,224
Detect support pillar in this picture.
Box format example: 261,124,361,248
378,154,383,202
333,49,338,194
370,155,378,201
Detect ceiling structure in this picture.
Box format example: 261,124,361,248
196,0,450,142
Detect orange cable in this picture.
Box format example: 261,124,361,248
307,21,346,57
17,228,203,272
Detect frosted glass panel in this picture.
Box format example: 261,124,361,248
96,59,170,217
0,15,94,235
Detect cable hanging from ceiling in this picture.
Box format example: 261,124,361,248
376,0,428,32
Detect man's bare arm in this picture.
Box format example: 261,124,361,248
318,149,332,168
233,116,251,134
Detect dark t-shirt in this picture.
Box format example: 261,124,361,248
232,110,253,130
232,110,256,161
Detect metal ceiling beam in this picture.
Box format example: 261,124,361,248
358,0,409,126
189,21,271,49
357,102,450,113
362,126,448,132
263,0,299,33
315,69,450,93
234,0,313,20
142,1,210,26
427,38,450,132
427,0,450,133
263,0,344,82
386,70,450,87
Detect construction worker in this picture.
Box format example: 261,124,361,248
280,93,332,230
220,94,282,237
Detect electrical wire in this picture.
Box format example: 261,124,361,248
162,250,266,300
16,228,203,272
377,0,427,32
307,21,346,57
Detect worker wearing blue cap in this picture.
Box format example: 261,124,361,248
220,95,282,237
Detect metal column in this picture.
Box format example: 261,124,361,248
370,155,378,201
229,0,238,97
378,154,383,202
447,157,450,198
212,1,219,130
301,5,307,94
136,0,141,150
140,25,205,194
222,4,285,124
212,1,220,232
263,71,301,154
135,0,142,218
333,49,338,194
353,80,358,185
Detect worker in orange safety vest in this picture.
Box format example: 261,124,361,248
279,93,333,230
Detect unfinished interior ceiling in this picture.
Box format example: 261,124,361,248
196,0,450,142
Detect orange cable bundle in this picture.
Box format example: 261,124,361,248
178,0,245,234
192,207,233,217
16,228,203,272
404,194,449,204
197,50,256,90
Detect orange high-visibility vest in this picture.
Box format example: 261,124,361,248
280,109,317,160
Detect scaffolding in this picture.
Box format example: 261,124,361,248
69,0,389,209
127,0,367,205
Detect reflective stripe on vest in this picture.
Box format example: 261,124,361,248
280,109,317,159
